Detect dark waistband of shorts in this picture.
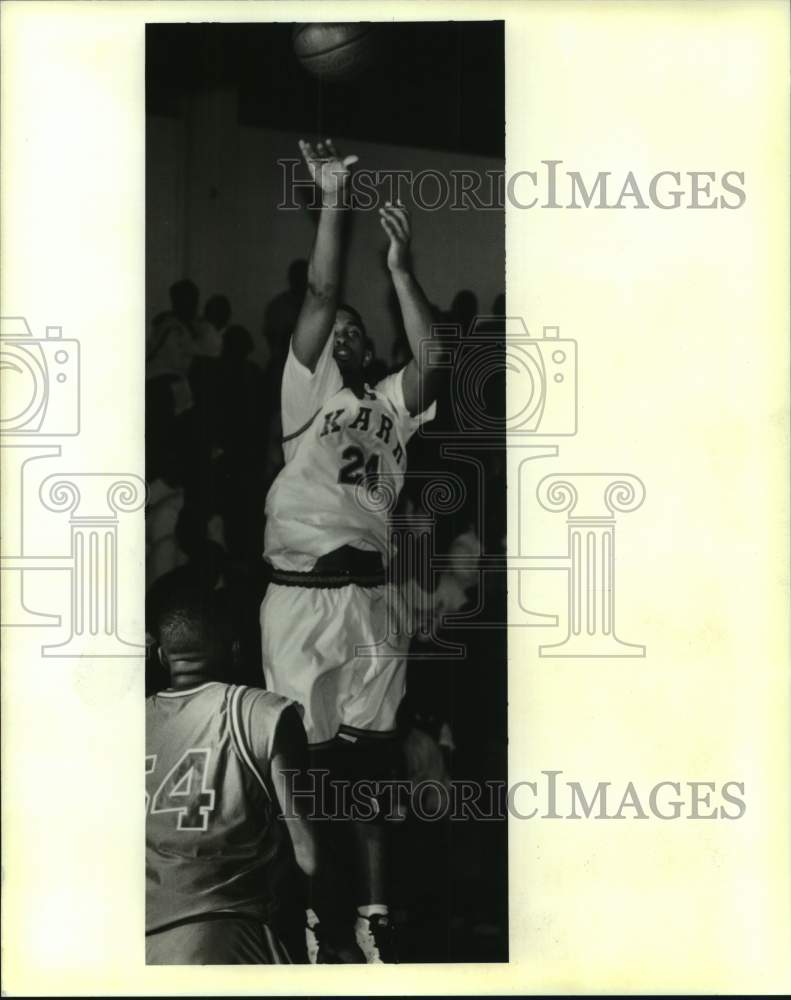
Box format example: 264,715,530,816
266,545,385,589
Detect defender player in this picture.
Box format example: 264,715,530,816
260,139,438,962
146,588,316,964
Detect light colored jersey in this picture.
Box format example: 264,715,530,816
145,915,292,965
264,336,435,571
145,681,293,933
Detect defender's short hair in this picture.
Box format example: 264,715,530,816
156,586,227,656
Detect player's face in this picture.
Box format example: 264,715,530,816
332,310,368,372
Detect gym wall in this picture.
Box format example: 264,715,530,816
146,87,504,361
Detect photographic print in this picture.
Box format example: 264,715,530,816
2,1,790,994
144,20,507,965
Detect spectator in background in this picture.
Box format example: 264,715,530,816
215,325,268,562
256,259,309,488
162,278,222,512
448,289,478,333
474,293,505,334
205,293,232,336
176,288,232,552
193,293,232,358
169,278,200,329
258,258,308,373
145,312,196,588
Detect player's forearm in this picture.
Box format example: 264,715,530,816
293,204,346,369
306,202,346,304
271,707,318,878
391,267,433,365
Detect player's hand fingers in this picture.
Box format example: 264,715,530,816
379,214,398,241
342,154,359,168
326,138,339,158
299,139,316,164
315,140,328,159
390,204,410,237
381,205,408,240
379,209,403,241
396,201,411,233
388,201,410,223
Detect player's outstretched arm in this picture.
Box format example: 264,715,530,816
380,202,439,415
291,139,358,372
270,705,317,878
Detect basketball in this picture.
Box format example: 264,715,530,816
292,23,377,81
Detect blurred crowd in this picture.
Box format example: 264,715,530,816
145,266,508,961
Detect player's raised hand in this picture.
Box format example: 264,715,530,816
379,201,411,274
299,138,358,207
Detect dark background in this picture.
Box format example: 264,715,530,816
147,21,504,158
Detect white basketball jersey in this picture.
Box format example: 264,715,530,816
264,335,435,571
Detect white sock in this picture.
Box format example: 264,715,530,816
306,907,320,928
357,903,389,919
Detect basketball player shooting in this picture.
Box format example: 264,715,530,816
260,139,438,962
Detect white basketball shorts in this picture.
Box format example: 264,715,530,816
260,582,407,746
